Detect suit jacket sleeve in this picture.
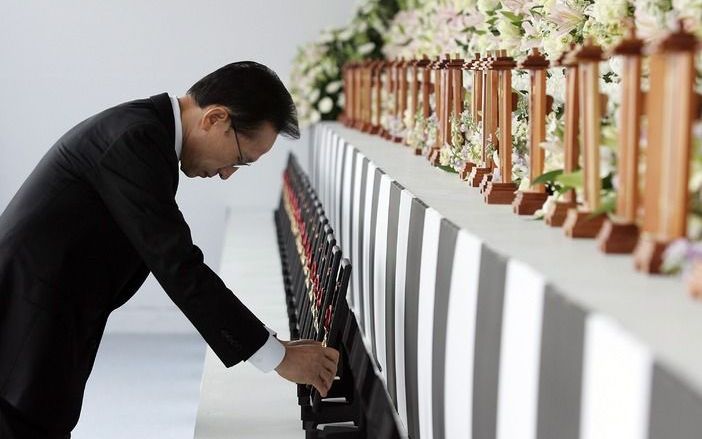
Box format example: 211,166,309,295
87,123,269,367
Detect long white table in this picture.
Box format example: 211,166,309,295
194,209,301,439
312,122,702,439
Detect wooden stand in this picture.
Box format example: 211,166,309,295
563,40,607,238
414,56,432,155
459,53,483,180
485,50,518,204
354,62,366,131
341,63,352,126
393,58,408,143
429,55,449,165
360,61,374,133
597,221,641,253
380,59,397,139
513,191,549,215
459,162,476,180
369,61,383,135
634,22,698,273
468,52,497,187
514,48,550,214
405,59,419,146
545,46,580,227
597,25,644,252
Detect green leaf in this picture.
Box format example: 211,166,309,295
438,165,458,174
555,169,583,189
500,10,522,22
587,192,617,219
531,169,563,186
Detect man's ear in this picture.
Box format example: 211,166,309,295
201,106,229,132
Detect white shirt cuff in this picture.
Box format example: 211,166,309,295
247,327,285,373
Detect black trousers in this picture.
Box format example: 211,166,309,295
0,398,70,439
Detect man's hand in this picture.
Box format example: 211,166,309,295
275,340,340,397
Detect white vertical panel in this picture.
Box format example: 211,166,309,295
580,314,653,439
444,230,483,439
319,125,330,193
350,151,366,316
361,162,378,339
341,144,355,261
373,174,392,382
334,139,346,237
323,131,334,209
496,260,546,439
394,189,414,431
417,208,443,439
328,132,339,220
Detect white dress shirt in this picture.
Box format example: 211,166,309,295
169,95,286,373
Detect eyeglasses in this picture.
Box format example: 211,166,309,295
231,119,251,167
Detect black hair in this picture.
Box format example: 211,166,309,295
187,61,300,139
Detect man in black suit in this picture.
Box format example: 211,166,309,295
0,61,339,438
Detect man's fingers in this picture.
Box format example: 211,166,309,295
321,357,337,377
319,371,333,394
320,368,334,387
313,376,328,397
323,347,340,363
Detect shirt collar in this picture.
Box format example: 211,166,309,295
169,95,183,160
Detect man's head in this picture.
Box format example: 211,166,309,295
179,61,299,179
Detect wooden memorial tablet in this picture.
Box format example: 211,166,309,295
353,62,365,131
425,56,441,158
468,52,497,187
513,48,551,214
484,50,520,204
340,63,351,126
415,55,433,155
459,53,483,180
360,61,373,133
545,46,580,226
381,59,397,139
405,58,419,146
634,23,699,273
429,55,450,165
370,61,384,134
596,25,644,252
563,39,608,238
394,58,409,143
342,62,355,127
448,52,465,149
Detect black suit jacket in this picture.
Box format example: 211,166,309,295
0,93,269,434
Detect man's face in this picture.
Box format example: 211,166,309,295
180,106,278,180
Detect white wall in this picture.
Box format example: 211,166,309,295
0,0,356,333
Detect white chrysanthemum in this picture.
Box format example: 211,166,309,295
338,27,354,41
309,88,320,104
309,110,321,124
325,81,342,94
357,42,376,56
317,97,334,114
587,0,628,26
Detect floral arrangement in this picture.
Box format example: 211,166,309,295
289,0,400,127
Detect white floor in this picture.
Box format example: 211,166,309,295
72,333,206,439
